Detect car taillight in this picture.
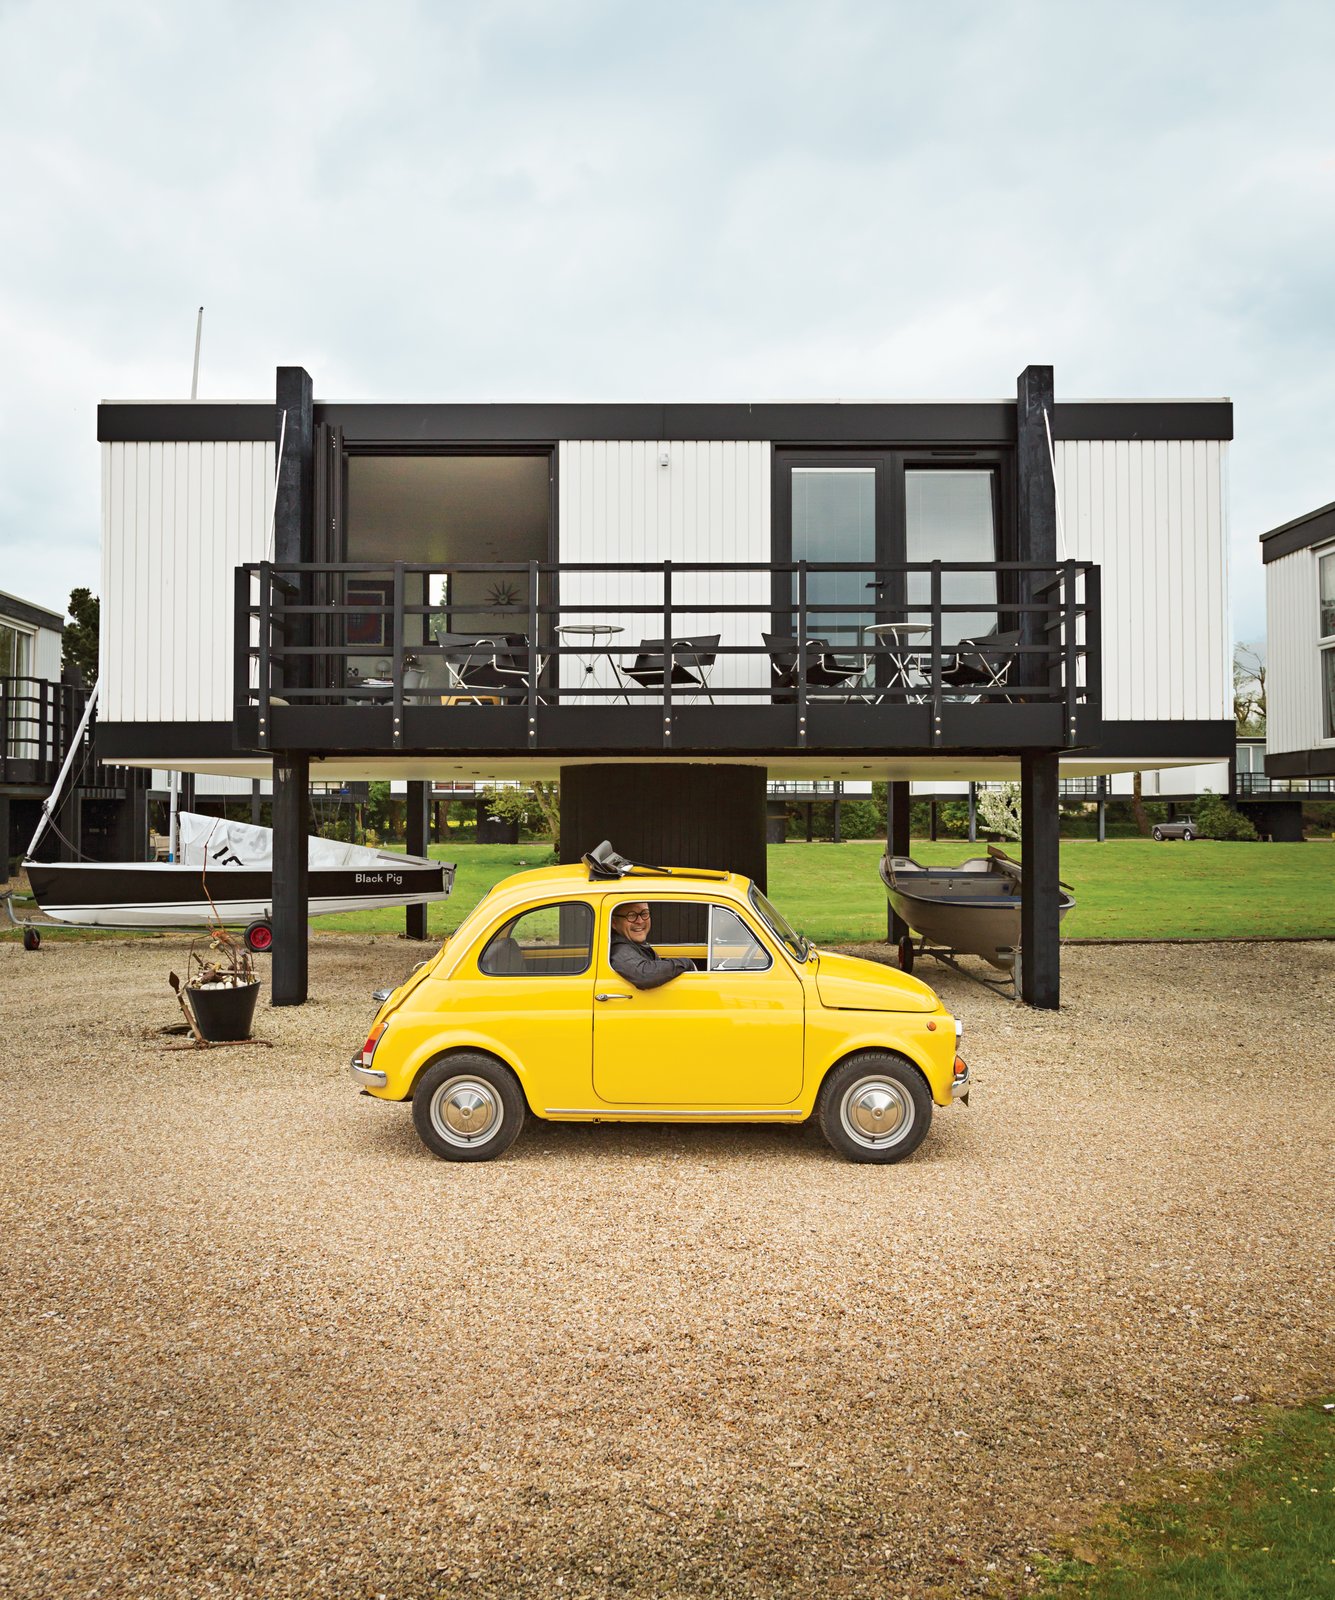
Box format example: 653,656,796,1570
361,1021,388,1068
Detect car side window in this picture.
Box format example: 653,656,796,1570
708,906,772,972
479,902,594,976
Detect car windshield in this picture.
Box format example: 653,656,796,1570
748,884,811,961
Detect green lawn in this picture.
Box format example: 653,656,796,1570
306,837,1335,944
1032,1397,1334,1599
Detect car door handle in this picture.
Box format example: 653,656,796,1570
594,992,632,1001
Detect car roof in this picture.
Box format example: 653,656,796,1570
487,862,752,901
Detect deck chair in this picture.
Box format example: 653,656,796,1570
939,628,1021,700
615,636,719,703
762,633,863,701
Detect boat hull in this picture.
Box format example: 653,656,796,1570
24,859,452,930
879,853,1073,970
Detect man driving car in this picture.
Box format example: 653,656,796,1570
609,901,695,990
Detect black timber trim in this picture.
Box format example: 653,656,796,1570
1088,719,1237,761
0,593,64,631
107,713,1235,766
1260,500,1335,563
1265,746,1335,778
97,721,239,760
96,398,1233,447
97,403,278,442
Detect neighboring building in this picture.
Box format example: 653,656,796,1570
92,365,1235,1005
1,589,146,870
1263,500,1335,784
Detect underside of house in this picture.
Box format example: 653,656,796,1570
94,365,1235,1008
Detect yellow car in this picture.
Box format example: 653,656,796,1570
350,843,969,1164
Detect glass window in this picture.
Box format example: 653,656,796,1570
0,623,32,678
791,467,876,651
1323,646,1335,741
479,902,593,976
1321,551,1335,640
905,469,999,646
748,884,809,961
708,906,772,972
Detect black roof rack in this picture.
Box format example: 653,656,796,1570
581,841,729,883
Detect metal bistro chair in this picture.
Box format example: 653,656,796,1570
939,628,1022,701
435,633,508,704
614,636,719,703
762,633,864,702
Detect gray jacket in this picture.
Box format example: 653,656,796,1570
609,933,695,990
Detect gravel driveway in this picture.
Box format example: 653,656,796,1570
2,934,1331,1599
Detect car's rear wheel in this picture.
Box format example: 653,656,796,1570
412,1054,526,1162
1152,827,1165,841
816,1052,932,1165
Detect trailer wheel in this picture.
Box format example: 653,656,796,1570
243,920,274,954
22,927,40,952
897,936,914,973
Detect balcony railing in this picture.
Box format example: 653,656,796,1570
1237,772,1334,796
234,559,1101,755
0,676,91,785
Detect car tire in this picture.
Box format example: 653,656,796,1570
1152,827,1164,841
1182,829,1194,842
815,1052,932,1165
243,920,274,953
412,1054,526,1163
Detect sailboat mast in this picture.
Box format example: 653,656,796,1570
24,681,100,860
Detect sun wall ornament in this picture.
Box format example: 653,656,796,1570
486,579,525,608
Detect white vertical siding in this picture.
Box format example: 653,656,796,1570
1055,439,1229,723
1265,545,1329,755
557,441,771,699
32,623,62,682
101,440,274,722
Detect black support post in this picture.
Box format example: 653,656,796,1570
1016,365,1057,692
968,782,978,841
0,795,10,876
1020,752,1061,1009
271,754,310,1006
886,781,911,944
405,780,430,941
1097,775,1107,843
274,368,315,700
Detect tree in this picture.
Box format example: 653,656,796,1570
62,588,99,684
1233,643,1266,734
975,782,1021,841
1131,770,1152,836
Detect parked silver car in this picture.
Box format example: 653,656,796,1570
1153,817,1199,841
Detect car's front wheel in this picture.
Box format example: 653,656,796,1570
816,1053,932,1165
412,1054,526,1162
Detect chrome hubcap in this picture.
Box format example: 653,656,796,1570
840,1076,913,1149
429,1077,502,1147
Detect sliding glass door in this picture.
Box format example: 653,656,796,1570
777,452,1006,651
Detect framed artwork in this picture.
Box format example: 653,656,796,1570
347,581,393,649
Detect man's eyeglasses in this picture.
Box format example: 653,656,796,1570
618,910,651,922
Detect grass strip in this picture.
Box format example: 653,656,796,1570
1031,1398,1334,1598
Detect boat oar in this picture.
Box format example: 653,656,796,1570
987,843,1074,892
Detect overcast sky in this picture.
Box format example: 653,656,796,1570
3,0,1332,645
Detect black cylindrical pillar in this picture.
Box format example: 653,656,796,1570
405,780,430,941
559,763,767,891
1020,751,1061,1009
886,781,911,944
271,754,310,1007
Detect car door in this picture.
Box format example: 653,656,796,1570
592,899,804,1106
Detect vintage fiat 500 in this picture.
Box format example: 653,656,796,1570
350,843,968,1164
